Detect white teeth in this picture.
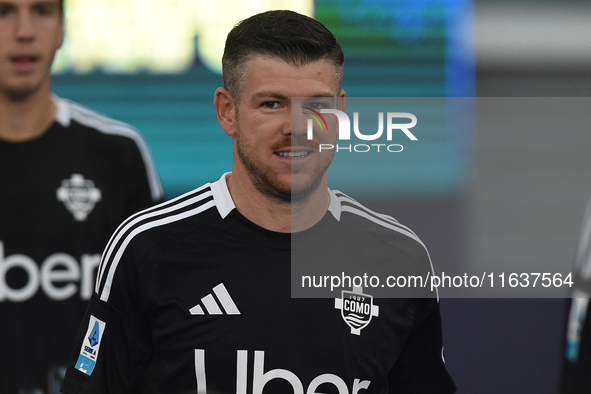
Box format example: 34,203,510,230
277,151,309,158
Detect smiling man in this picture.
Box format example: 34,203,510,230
216,53,345,232
0,1,162,393
61,10,455,394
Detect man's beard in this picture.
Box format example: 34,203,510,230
235,130,332,205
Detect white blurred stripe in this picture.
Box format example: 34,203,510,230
476,4,591,68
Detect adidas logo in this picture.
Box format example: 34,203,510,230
190,283,240,315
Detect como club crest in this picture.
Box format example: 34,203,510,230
335,287,379,335
57,174,102,222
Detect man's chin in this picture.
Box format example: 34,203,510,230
6,83,42,101
288,179,325,204
263,183,315,204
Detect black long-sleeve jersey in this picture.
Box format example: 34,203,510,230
0,96,163,394
61,174,455,394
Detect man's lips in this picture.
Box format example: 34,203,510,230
10,55,39,72
275,151,312,158
274,146,315,159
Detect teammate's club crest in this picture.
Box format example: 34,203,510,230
57,174,102,221
334,287,379,335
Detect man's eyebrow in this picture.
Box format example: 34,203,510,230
34,1,59,7
297,94,338,99
251,93,290,101
251,93,337,101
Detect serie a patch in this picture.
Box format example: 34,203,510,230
74,315,106,376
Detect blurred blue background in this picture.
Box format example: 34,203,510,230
52,0,474,199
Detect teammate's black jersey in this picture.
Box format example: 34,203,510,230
562,197,591,393
61,174,456,394
0,96,163,394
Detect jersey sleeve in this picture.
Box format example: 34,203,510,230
60,233,153,393
120,132,164,215
387,298,457,394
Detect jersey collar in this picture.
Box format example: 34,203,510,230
210,172,343,223
210,173,236,219
52,95,71,127
327,189,342,222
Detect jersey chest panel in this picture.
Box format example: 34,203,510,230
136,226,412,394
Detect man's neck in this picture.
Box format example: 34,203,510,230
0,86,56,142
226,172,330,234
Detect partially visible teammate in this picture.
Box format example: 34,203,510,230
61,10,455,393
0,0,163,393
562,196,591,393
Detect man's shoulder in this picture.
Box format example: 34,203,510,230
94,181,228,302
124,182,224,241
52,95,163,202
104,175,230,253
326,190,435,299
328,189,424,247
53,96,147,147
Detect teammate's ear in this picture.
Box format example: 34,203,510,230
58,26,64,49
57,8,65,49
214,88,238,137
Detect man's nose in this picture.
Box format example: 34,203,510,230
16,11,37,41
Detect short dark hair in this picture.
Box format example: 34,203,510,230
222,10,344,101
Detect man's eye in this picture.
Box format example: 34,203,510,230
0,5,14,16
306,100,336,110
34,4,56,16
263,101,280,109
307,103,325,109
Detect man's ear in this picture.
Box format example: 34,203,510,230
338,89,346,112
57,17,65,50
214,88,237,137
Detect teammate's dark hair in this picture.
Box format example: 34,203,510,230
222,10,344,101
59,0,64,16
